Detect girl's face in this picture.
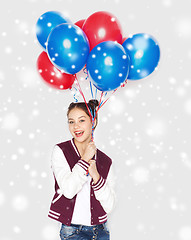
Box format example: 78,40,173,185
68,107,93,143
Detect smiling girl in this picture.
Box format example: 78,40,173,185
48,99,115,240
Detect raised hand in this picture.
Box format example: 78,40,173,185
81,141,97,162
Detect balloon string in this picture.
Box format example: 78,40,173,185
83,67,97,99
121,79,128,88
69,88,78,102
73,73,117,140
73,87,79,102
74,75,93,120
74,74,94,142
82,68,103,134
83,66,94,99
95,88,97,99
75,72,94,176
94,91,104,122
98,89,118,111
81,67,105,141
90,81,94,99
89,107,96,141
99,92,107,107
83,66,88,80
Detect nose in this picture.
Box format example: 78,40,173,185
73,122,80,129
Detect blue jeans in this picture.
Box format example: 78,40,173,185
60,222,110,240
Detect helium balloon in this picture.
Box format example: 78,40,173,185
37,51,75,90
47,23,90,74
75,19,86,29
82,11,122,50
122,37,127,43
87,41,130,92
36,11,71,50
122,33,160,80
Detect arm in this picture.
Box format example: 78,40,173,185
91,164,116,214
51,145,90,199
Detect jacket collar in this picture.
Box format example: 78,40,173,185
71,138,81,157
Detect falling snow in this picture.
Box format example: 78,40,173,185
11,195,29,211
179,226,191,240
184,99,191,115
131,167,150,184
175,18,191,38
1,113,20,130
0,191,5,206
1,0,191,240
42,225,58,240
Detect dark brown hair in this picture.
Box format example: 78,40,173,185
67,99,99,129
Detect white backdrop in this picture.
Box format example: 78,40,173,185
1,0,191,239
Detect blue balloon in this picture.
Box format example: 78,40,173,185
47,23,90,74
87,41,130,92
122,33,160,80
36,11,71,50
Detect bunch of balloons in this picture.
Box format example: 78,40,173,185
36,10,160,92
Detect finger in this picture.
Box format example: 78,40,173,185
89,159,95,163
89,160,96,164
90,143,96,150
89,141,96,146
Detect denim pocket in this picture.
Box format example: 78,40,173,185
60,224,78,239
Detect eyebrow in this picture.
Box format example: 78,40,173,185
68,116,86,120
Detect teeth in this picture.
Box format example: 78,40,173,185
75,131,83,135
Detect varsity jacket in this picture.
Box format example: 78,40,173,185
48,138,115,226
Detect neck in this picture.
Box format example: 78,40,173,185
74,136,92,155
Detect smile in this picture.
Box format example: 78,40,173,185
74,131,84,137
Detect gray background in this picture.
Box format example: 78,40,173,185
1,0,191,239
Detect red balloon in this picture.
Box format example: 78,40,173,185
37,51,75,90
122,37,128,43
75,19,86,29
82,11,122,50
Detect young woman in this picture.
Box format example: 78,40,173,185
48,100,115,240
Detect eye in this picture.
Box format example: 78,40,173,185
80,119,85,122
68,121,74,124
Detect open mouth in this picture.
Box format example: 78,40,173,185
74,131,84,137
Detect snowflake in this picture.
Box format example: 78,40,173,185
42,225,58,240
12,195,29,211
184,99,191,115
145,118,166,137
131,167,150,184
175,18,191,38
162,0,172,7
1,113,20,130
13,226,21,234
0,191,5,206
108,97,124,115
179,226,191,240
